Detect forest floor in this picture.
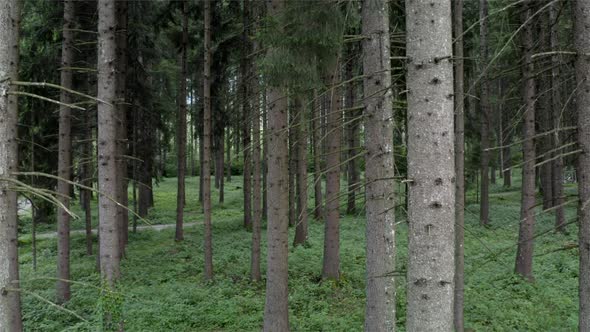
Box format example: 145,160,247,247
17,174,581,331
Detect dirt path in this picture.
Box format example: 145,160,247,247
32,222,200,240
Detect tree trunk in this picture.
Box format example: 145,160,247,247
241,0,252,229
362,0,396,328
479,0,490,226
312,90,323,220
345,45,359,215
293,97,308,246
539,10,553,211
262,92,268,220
263,1,290,329
56,0,75,303
251,70,262,281
226,127,231,182
574,0,590,328
453,0,465,330
175,0,188,242
550,2,566,232
501,78,512,188
406,0,455,330
218,131,225,203
0,1,23,329
97,0,122,326
288,109,296,227
116,0,129,254
515,1,536,281
203,0,214,281
322,60,342,280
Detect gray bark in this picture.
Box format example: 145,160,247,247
453,0,465,330
203,0,214,280
56,0,75,304
0,0,23,330
574,0,590,329
362,0,396,329
175,0,188,241
313,90,323,220
514,1,536,281
322,60,342,280
263,0,290,329
479,0,490,226
293,97,308,246
405,0,455,330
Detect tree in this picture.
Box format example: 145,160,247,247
175,0,188,242
345,44,360,216
251,78,262,281
322,60,342,280
312,90,323,220
362,0,396,329
203,0,214,281
0,0,23,330
453,0,465,330
263,0,290,327
241,0,252,230
405,0,455,330
56,0,75,304
550,1,566,232
293,96,308,246
116,0,129,252
574,0,590,328
479,0,490,226
514,1,536,281
97,1,121,326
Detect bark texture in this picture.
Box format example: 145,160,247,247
242,0,252,229
293,97,308,246
0,0,23,329
322,61,342,280
362,0,396,329
574,0,590,329
453,0,465,330
203,0,214,281
98,0,121,285
56,0,75,304
515,2,536,281
175,0,188,241
263,0,290,329
251,78,262,281
479,0,490,226
550,2,566,232
312,90,323,220
405,0,455,330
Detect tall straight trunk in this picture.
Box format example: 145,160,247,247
214,137,220,189
242,0,252,229
479,0,490,226
312,90,323,220
115,0,129,254
574,0,590,328
218,131,225,203
293,97,308,246
83,110,93,255
262,93,268,220
175,0,188,241
322,60,342,280
515,1,536,281
345,46,359,215
405,0,455,330
288,109,296,227
539,10,553,211
362,0,396,328
203,0,214,280
502,78,512,188
453,0,465,330
251,72,262,281
226,127,231,182
97,0,121,326
199,129,204,204
0,1,23,329
263,1,289,329
56,0,75,304
550,2,566,232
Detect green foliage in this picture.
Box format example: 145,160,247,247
18,176,582,331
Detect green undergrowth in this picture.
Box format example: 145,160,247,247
18,174,581,331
